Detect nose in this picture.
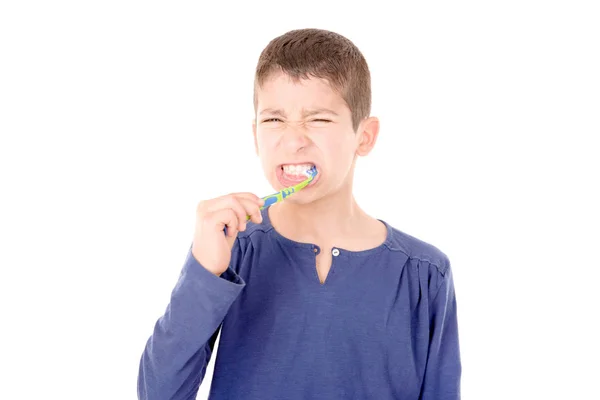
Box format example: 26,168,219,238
280,122,311,152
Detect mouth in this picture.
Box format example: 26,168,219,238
276,162,320,188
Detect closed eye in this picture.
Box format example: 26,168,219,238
261,118,332,124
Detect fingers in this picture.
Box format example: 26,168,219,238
199,193,264,233
242,197,264,225
225,192,262,204
206,208,239,237
219,197,250,231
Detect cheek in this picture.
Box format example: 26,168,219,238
255,135,269,156
256,130,278,150
324,136,356,162
256,135,277,171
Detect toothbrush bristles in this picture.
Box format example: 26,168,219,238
305,166,317,178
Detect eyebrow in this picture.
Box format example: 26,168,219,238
259,108,339,117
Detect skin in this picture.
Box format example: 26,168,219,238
252,70,387,283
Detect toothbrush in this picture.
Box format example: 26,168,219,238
246,166,318,221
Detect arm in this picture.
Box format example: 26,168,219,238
420,264,462,400
137,241,246,400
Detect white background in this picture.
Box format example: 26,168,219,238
1,1,598,399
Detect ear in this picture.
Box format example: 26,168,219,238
356,116,380,156
252,119,259,156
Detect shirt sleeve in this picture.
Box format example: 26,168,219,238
420,261,462,400
137,239,246,400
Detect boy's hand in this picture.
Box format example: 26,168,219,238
192,193,264,276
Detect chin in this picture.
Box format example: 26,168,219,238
283,194,315,205
266,176,319,204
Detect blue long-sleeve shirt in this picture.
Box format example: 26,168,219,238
138,207,461,399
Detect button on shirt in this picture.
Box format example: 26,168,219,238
138,207,461,400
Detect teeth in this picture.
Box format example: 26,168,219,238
282,163,314,176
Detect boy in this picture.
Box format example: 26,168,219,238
138,28,461,399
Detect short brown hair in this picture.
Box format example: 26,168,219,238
254,28,371,132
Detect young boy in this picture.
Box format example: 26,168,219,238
138,28,461,400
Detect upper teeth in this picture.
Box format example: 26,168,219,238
283,164,314,175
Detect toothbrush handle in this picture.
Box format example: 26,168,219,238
244,169,316,221
245,193,280,221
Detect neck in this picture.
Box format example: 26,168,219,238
270,179,367,242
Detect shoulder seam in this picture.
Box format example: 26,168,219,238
392,247,448,276
385,226,449,276
238,223,274,240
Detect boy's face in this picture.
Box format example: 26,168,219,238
253,70,379,205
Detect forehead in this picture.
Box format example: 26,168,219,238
256,70,348,113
